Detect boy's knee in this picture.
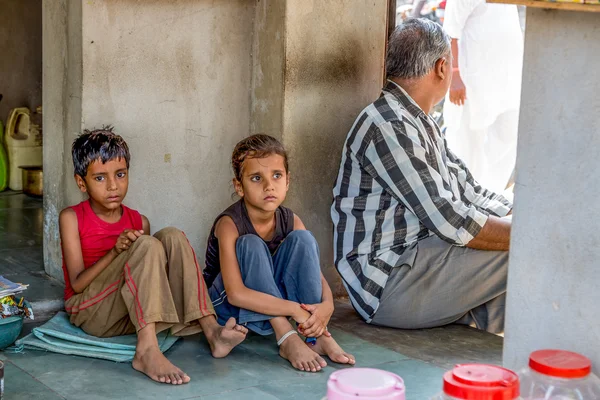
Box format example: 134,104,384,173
153,227,184,242
236,234,265,250
132,235,164,254
286,230,317,248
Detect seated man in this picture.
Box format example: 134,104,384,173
331,19,512,334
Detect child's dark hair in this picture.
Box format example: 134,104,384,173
71,126,130,177
232,134,288,181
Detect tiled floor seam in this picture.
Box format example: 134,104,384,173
4,359,68,400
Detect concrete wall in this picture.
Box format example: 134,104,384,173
43,0,388,293
250,0,388,292
281,1,388,291
44,0,255,280
504,8,600,372
79,0,255,252
0,0,42,124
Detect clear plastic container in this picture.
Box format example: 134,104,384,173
519,349,600,399
322,368,405,400
431,364,522,400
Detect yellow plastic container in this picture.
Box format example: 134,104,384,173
0,119,8,191
5,108,42,191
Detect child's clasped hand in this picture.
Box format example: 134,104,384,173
114,229,144,254
298,302,333,338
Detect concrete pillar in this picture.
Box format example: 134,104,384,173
42,0,388,293
252,0,388,292
42,0,82,280
503,8,600,372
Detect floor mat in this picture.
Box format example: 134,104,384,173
15,311,179,362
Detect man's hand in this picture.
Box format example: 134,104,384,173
298,302,334,338
114,229,144,254
449,70,467,106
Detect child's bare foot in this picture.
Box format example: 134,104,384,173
310,335,356,365
132,346,190,384
205,317,248,358
279,333,327,372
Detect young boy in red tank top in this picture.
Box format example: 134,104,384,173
59,127,247,385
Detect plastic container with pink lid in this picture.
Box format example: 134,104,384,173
431,364,522,400
322,368,405,400
519,349,600,399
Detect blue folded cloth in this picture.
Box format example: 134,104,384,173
15,312,179,362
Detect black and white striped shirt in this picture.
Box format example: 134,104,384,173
331,81,512,322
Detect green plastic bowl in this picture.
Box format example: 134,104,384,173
0,297,28,350
0,314,23,350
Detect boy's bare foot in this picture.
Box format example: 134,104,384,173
279,333,327,372
205,317,248,358
311,335,356,365
132,346,190,385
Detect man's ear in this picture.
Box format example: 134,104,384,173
233,178,244,197
435,57,449,81
75,174,87,193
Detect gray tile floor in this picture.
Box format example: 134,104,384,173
2,328,447,400
0,192,64,320
0,192,503,399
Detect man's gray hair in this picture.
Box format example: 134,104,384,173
386,19,451,80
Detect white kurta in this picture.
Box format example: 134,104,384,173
443,0,524,193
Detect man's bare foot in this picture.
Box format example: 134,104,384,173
132,346,190,384
310,335,356,365
279,333,327,372
205,317,248,358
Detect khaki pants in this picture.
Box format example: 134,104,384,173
65,227,215,338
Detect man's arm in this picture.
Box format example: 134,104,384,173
446,145,512,217
449,38,467,106
467,215,510,251
444,0,483,106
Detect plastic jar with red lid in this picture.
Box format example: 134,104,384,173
519,349,600,399
431,364,522,400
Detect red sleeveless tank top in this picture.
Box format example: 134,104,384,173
62,200,143,300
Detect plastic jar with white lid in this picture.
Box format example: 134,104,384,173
519,349,600,399
431,364,522,400
322,368,405,400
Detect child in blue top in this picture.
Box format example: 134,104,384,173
204,134,355,372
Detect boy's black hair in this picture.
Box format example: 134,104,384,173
71,126,130,177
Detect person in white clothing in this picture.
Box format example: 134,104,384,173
443,0,524,193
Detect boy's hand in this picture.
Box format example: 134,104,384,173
298,302,334,338
114,229,144,254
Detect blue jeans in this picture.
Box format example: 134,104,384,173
208,230,322,335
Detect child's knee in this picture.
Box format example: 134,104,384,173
131,235,164,254
153,227,184,243
286,230,317,248
236,234,266,252
235,235,271,274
